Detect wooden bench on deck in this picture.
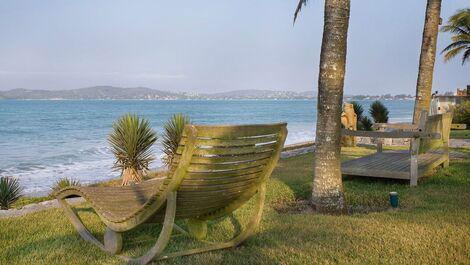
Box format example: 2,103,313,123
341,111,453,186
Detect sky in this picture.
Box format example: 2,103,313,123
0,0,468,95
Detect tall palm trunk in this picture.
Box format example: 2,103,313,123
312,0,350,213
413,0,442,123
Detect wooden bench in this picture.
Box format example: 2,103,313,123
341,111,452,186
55,123,287,264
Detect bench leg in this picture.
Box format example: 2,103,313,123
158,183,267,260
120,191,177,265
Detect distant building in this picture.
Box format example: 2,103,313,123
430,85,470,115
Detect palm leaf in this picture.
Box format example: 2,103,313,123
161,113,191,168
462,48,470,65
293,0,309,24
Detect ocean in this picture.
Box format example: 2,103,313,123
0,99,414,196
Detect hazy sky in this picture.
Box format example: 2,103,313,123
0,0,468,94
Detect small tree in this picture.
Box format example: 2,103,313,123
161,113,191,168
453,101,470,126
108,114,157,186
0,176,22,210
369,101,389,123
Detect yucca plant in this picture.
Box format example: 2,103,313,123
108,113,158,186
369,101,389,123
361,116,373,131
161,113,191,168
49,177,81,197
0,176,22,210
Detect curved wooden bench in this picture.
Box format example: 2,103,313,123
55,123,287,264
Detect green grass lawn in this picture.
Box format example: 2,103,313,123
1,147,469,265
450,129,470,139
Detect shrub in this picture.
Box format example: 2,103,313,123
350,101,373,130
361,116,374,131
369,101,389,123
162,113,191,168
108,113,158,186
0,176,22,210
351,101,364,122
49,177,81,197
453,101,470,126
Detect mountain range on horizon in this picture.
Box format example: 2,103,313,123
0,86,316,100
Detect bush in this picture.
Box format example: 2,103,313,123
108,113,158,185
162,113,191,167
350,101,373,131
453,101,470,126
369,101,389,123
361,116,374,131
49,177,81,197
0,176,22,210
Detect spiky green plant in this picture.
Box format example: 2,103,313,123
441,8,470,65
108,114,157,185
0,176,22,210
161,113,191,168
361,116,373,131
350,101,364,122
369,101,389,123
49,177,81,197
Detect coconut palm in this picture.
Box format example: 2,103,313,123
295,0,350,213
413,0,442,124
161,113,191,168
108,114,157,186
441,8,470,65
0,176,22,210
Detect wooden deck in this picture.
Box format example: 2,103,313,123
341,151,447,180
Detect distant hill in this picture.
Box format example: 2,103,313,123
0,86,316,100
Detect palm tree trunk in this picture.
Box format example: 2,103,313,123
413,0,442,123
312,0,350,213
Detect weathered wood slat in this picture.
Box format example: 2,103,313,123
180,135,278,146
172,151,273,164
183,123,287,138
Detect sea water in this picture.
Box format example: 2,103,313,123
0,99,414,196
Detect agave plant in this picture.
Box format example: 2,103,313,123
369,101,389,123
0,176,22,210
49,177,81,197
161,113,191,168
108,114,158,186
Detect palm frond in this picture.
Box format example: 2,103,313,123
161,113,191,168
441,40,470,53
293,0,309,24
0,176,22,210
442,45,466,62
441,8,470,64
462,48,470,65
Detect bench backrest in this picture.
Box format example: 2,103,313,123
167,123,287,219
418,112,453,154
